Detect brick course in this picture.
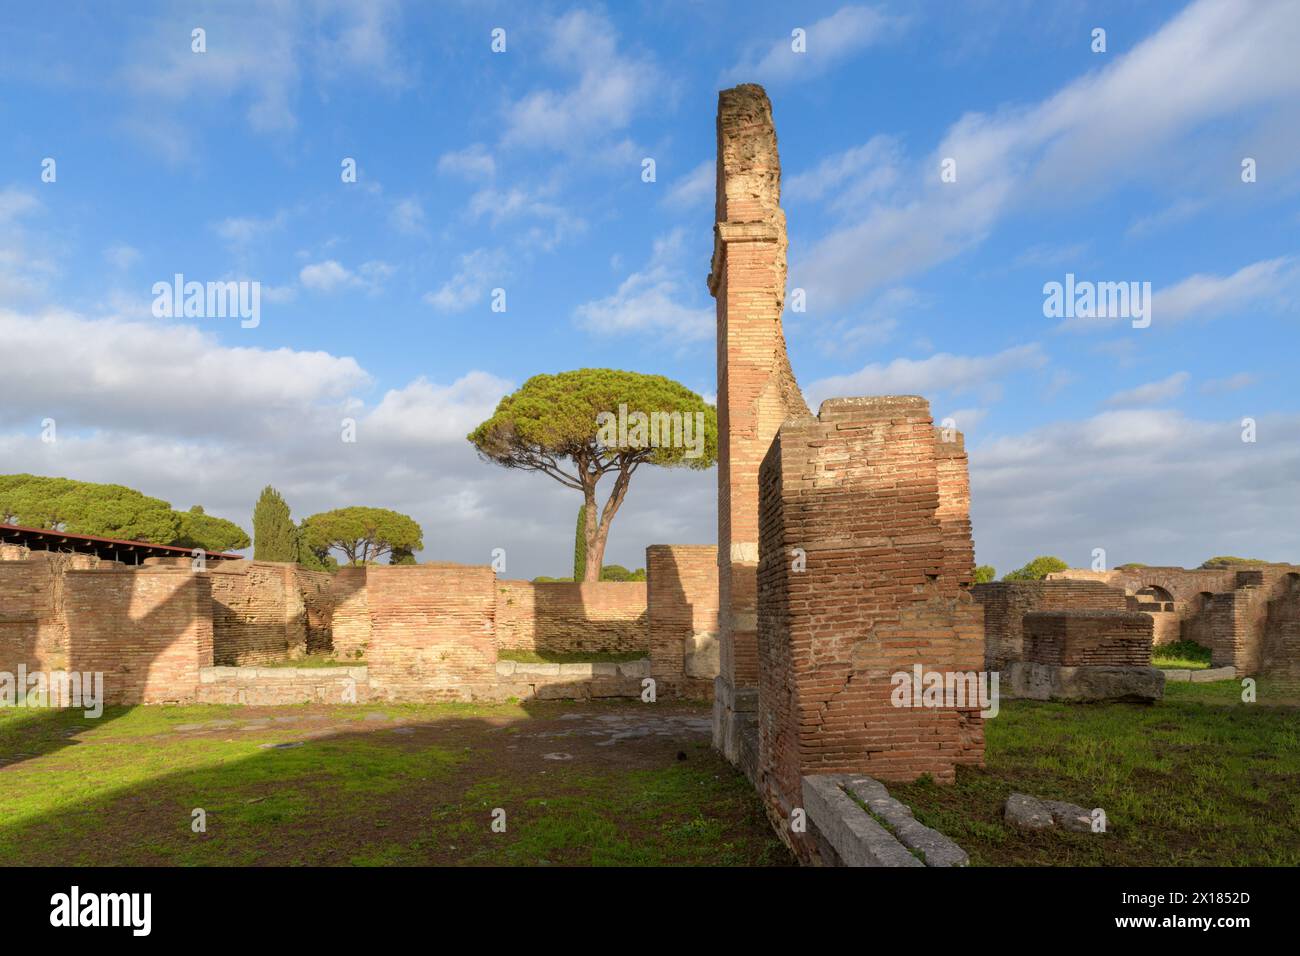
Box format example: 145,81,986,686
757,397,985,832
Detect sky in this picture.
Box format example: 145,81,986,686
1,0,1298,578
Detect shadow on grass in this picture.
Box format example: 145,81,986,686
0,699,791,867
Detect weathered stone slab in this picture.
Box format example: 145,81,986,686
801,775,922,867
842,776,968,867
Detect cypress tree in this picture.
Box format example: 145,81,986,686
252,486,298,562
573,504,587,582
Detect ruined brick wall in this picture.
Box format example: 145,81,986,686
292,567,334,654
365,564,498,701
0,552,120,675
1023,611,1154,667
1261,573,1300,679
708,84,811,718
63,568,213,704
646,545,719,698
495,581,647,655
206,561,335,665
330,566,370,660
973,580,1128,668
757,396,985,829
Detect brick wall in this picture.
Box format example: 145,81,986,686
757,396,985,828
973,580,1128,668
495,580,647,655
646,545,718,698
365,564,498,701
292,567,334,654
1023,611,1153,666
708,84,811,708
330,566,370,660
0,552,119,675
63,568,213,704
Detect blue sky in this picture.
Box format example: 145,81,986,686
2,0,1298,577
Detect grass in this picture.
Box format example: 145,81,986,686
496,649,647,664
3,679,1294,867
0,699,787,867
259,654,362,669
891,680,1300,866
1151,640,1213,670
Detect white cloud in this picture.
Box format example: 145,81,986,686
793,0,1300,312
573,230,713,341
299,259,393,295
662,161,713,210
424,248,507,313
438,144,496,180
1106,371,1190,407
103,243,141,271
725,6,904,85
970,409,1300,574
501,9,663,152
365,372,514,447
805,344,1047,408
390,197,426,236
786,135,901,213
1201,372,1256,394
0,307,369,440
1153,256,1296,323
215,211,288,247
120,1,409,138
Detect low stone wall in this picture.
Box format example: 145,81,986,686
495,580,647,655
197,665,368,704
495,658,649,700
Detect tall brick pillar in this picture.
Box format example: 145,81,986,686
707,84,810,774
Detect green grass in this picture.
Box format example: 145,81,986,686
1151,640,1213,670
890,680,1300,866
496,649,647,664
259,654,363,669
0,700,787,867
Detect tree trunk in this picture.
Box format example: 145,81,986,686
582,460,634,583
582,484,602,582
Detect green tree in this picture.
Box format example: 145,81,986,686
1199,556,1270,569
468,369,718,583
573,504,588,582
973,565,996,584
174,505,251,553
598,564,646,582
1,473,178,542
301,507,423,566
1003,555,1069,581
0,474,250,550
252,486,299,562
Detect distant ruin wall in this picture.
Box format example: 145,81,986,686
495,581,647,655
757,397,985,841
365,564,498,701
973,580,1128,669
63,568,213,705
646,545,719,699
1023,611,1154,667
